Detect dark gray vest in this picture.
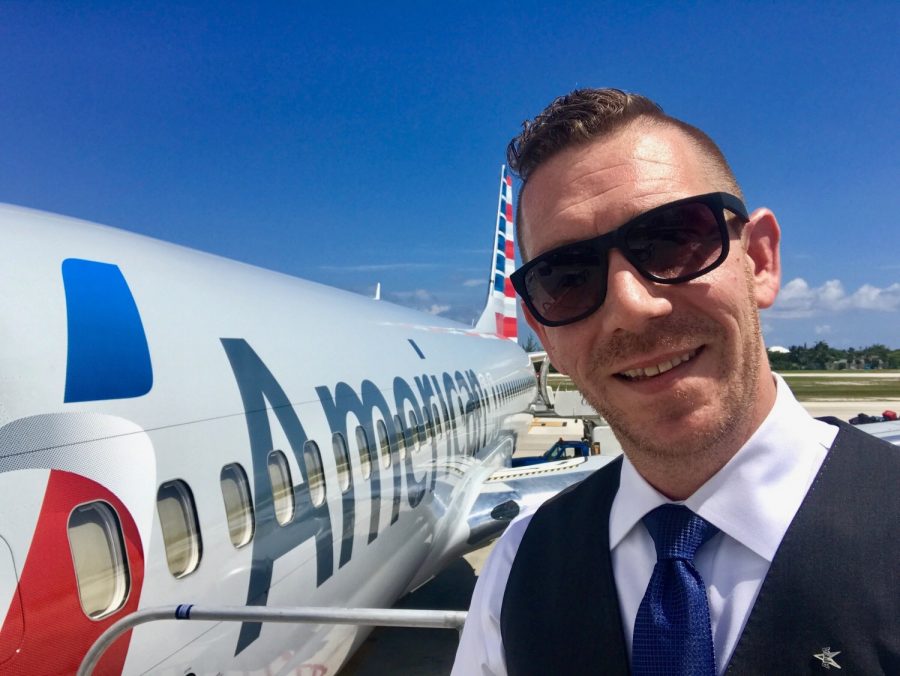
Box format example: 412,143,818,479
500,420,900,674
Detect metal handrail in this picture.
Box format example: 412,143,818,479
78,604,467,676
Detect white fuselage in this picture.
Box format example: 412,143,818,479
0,204,536,674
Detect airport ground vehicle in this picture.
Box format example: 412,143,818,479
511,439,592,467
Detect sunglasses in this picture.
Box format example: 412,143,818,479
511,192,749,327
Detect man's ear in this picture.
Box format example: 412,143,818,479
522,301,546,343
521,302,568,375
743,208,781,309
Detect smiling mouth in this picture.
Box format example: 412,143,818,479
617,348,700,381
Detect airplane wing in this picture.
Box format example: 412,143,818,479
465,454,616,548
402,407,617,593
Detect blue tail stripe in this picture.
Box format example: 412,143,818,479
494,273,504,292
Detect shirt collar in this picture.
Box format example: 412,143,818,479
609,374,837,560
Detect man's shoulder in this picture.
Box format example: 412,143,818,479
808,417,900,518
536,453,624,514
820,416,900,461
512,455,624,550
492,455,625,564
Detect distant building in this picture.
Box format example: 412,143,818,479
827,356,883,370
768,346,790,354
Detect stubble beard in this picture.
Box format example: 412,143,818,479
577,289,763,464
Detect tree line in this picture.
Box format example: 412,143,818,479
768,342,900,370
522,334,900,371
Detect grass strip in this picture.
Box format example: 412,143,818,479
547,375,900,400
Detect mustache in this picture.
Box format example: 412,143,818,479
590,315,723,370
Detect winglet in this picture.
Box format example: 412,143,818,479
474,165,518,342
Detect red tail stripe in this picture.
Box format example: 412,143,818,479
503,316,518,337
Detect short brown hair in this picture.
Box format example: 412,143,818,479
508,88,742,258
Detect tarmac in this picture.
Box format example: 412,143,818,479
342,398,900,675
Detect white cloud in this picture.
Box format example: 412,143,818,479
392,289,433,302
388,289,451,317
814,324,832,335
462,278,485,287
319,262,440,272
768,278,900,318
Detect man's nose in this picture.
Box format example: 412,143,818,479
597,250,673,333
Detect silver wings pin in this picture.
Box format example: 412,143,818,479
813,647,841,669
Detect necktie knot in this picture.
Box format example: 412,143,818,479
643,504,719,563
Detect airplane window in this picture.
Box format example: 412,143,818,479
355,426,372,480
441,399,455,449
423,406,434,441
419,411,428,445
432,403,442,438
220,464,254,548
333,432,352,493
444,392,456,424
408,410,424,450
67,501,130,619
478,375,489,411
376,419,392,468
267,451,295,526
393,414,408,461
157,480,203,578
304,441,326,507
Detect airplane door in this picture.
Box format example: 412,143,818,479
0,467,146,674
0,535,23,666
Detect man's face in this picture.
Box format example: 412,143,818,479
521,124,779,464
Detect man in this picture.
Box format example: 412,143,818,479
453,89,899,674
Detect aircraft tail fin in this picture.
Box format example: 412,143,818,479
474,165,518,342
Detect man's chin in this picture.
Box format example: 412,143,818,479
609,407,735,461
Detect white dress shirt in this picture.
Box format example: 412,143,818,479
452,375,838,675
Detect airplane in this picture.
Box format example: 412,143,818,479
0,166,614,674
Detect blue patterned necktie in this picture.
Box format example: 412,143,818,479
632,505,720,676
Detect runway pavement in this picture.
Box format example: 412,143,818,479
342,399,900,675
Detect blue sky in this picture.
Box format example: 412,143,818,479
1,1,898,349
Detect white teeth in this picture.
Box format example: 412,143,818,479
619,349,698,380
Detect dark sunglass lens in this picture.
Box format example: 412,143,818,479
625,202,724,279
524,248,607,323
